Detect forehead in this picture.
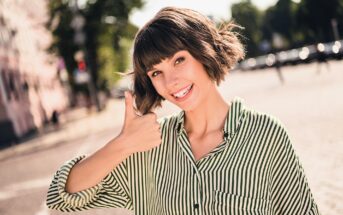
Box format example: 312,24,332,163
149,51,185,70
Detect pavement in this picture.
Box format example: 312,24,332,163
0,99,124,161
0,60,342,215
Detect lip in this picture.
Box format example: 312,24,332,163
170,84,193,96
172,84,193,102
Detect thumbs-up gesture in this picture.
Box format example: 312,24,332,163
118,91,162,155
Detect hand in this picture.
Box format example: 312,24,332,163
117,91,161,155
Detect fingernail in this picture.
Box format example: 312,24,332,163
124,91,128,98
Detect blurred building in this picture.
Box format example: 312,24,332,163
0,0,69,145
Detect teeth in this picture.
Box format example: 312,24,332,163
173,85,192,98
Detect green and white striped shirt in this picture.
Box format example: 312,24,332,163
46,98,320,215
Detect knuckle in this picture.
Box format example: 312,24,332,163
155,128,161,135
154,123,160,129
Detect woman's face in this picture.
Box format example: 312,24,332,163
147,50,214,111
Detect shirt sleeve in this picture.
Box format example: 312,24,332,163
270,129,320,215
46,155,133,212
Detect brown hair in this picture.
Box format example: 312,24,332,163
132,7,245,114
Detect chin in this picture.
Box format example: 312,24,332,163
178,100,200,112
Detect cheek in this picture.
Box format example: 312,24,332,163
151,80,167,97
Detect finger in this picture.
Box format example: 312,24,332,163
124,91,136,123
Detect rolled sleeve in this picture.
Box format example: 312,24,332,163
46,155,132,211
56,156,104,208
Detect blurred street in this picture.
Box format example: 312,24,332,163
0,60,342,215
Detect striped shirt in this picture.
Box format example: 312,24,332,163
46,97,320,215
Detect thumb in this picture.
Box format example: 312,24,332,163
124,91,136,123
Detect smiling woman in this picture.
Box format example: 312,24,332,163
46,6,321,215
132,8,244,114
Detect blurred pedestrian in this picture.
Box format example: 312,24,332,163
46,7,320,215
51,110,60,129
275,55,285,84
316,43,330,74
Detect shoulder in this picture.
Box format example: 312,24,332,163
243,104,288,134
229,97,286,133
239,103,295,161
238,101,292,148
245,108,286,129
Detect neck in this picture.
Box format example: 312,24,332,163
184,86,229,137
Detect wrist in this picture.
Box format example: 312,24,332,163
106,135,132,158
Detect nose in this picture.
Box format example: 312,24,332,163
165,69,179,90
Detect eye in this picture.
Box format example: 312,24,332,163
175,57,185,65
151,70,161,78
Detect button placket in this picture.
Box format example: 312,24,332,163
192,167,203,215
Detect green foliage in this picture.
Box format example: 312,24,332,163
47,1,78,76
48,0,343,75
231,0,263,57
230,0,343,57
296,0,343,43
262,0,298,48
47,0,143,91
97,25,136,89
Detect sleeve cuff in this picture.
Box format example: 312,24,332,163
306,201,321,215
56,155,104,208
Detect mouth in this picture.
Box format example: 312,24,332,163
171,84,193,100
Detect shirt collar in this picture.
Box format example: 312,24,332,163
176,97,246,140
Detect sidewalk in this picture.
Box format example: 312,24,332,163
0,99,123,161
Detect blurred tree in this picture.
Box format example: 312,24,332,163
229,0,343,58
231,0,263,57
296,0,343,43
47,0,142,94
262,0,299,50
48,1,77,80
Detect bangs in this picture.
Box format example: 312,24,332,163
134,22,186,73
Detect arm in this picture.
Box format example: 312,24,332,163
270,129,320,215
65,136,130,194
46,92,162,211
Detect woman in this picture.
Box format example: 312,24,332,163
46,7,320,215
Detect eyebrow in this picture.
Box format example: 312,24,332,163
146,51,184,73
146,66,156,74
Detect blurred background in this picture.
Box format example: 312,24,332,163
0,0,342,215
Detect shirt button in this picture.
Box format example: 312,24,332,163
224,132,229,138
194,203,199,209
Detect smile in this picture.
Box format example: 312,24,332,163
172,84,193,99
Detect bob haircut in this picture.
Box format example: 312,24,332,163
132,7,245,114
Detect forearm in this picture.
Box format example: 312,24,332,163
65,136,131,193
